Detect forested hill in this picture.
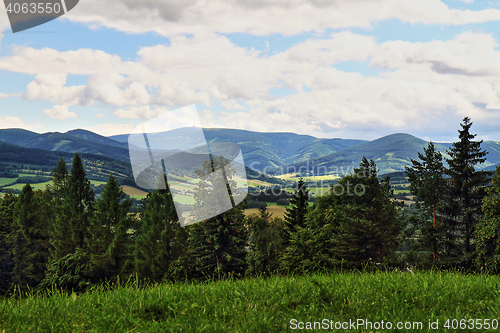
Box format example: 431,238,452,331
0,128,129,163
0,127,499,180
0,141,134,184
110,127,367,170
282,133,500,175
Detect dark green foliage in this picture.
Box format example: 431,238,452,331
0,191,16,294
246,206,286,276
63,153,95,252
475,167,500,271
44,154,96,290
134,190,188,282
88,175,134,282
10,185,50,289
275,198,290,206
188,156,248,279
442,117,491,265
284,178,309,243
281,158,402,272
405,142,447,263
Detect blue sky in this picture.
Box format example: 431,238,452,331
1,0,500,142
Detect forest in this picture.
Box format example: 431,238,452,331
0,116,499,296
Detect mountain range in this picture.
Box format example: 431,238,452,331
0,128,498,185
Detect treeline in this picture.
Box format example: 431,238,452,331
0,117,500,296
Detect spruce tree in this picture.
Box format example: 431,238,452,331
443,117,490,264
0,191,16,294
88,175,133,281
283,178,309,244
134,187,188,282
43,153,96,290
10,184,49,288
50,153,95,259
281,158,402,271
405,142,447,261
246,205,286,276
188,156,247,279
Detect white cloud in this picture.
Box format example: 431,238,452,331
86,122,136,136
0,116,44,131
43,105,78,120
96,113,105,118
64,0,500,37
114,105,170,119
1,22,500,140
220,100,245,110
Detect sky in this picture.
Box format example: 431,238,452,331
1,0,500,142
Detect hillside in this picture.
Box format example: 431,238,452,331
0,129,130,163
110,127,367,171
0,141,134,184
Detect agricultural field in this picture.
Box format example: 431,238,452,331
121,185,148,200
1,271,499,332
3,181,52,191
244,203,288,218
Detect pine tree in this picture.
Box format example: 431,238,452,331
443,117,490,264
405,142,447,261
188,156,247,279
475,167,500,271
283,178,309,244
50,153,95,259
280,158,402,271
43,153,96,291
246,205,286,276
134,188,188,282
334,157,402,265
10,184,49,288
88,175,133,281
47,157,68,198
0,191,16,294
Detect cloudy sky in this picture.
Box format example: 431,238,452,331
1,0,500,141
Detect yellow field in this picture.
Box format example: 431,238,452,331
121,185,148,199
275,173,340,182
244,204,288,218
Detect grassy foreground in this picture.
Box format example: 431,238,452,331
1,271,500,332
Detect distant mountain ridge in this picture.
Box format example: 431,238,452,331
0,128,130,163
110,127,367,171
0,128,498,181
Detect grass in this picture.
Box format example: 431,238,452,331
3,181,52,191
394,189,411,194
1,271,499,332
0,178,16,187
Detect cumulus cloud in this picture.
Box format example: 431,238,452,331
63,0,500,37
1,9,500,140
114,105,170,119
0,116,44,131
43,105,78,120
85,122,136,136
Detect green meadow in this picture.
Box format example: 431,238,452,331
1,271,499,332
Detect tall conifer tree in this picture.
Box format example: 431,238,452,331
283,178,309,244
443,117,490,263
406,142,447,261
188,156,247,279
89,175,133,281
